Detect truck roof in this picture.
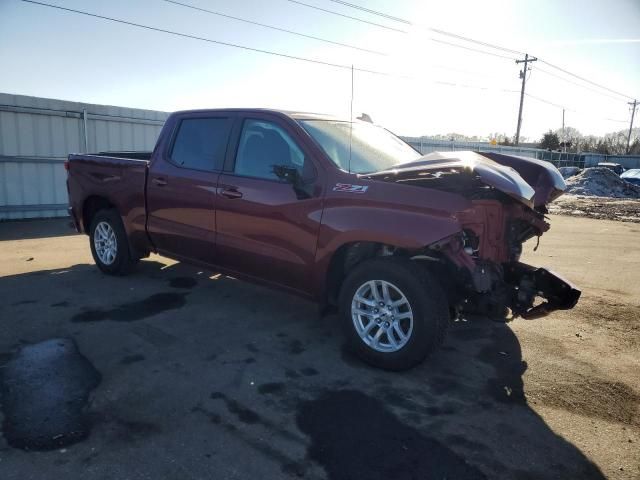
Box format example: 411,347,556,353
170,108,347,122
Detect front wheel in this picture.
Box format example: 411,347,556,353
89,209,136,275
339,258,449,371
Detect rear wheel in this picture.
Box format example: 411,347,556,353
89,209,136,275
339,258,448,371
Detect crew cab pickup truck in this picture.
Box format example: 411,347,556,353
67,109,580,370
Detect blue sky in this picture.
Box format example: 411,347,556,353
1,0,638,140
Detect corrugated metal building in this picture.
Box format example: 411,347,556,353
0,93,168,220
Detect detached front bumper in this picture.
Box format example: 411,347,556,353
504,262,581,319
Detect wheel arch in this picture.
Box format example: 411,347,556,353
82,195,116,234
315,207,464,305
324,241,412,307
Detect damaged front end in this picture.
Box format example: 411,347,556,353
368,151,581,320
504,262,581,319
425,199,580,320
449,198,580,319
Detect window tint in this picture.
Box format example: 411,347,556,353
170,118,231,171
234,120,306,180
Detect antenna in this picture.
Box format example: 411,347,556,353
348,64,354,174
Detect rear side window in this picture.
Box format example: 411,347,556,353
170,118,231,171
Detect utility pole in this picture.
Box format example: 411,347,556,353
562,108,566,153
627,100,638,154
514,53,537,146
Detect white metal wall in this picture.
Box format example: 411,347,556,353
0,93,168,220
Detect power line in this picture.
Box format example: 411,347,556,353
537,60,634,101
20,0,512,91
284,0,407,33
324,0,524,56
19,0,393,76
431,64,510,80
428,28,523,56
535,66,627,103
433,80,517,93
525,93,570,111
525,93,628,123
326,0,410,24
317,0,635,100
430,38,517,61
312,1,523,59
17,0,634,126
16,0,522,91
160,0,386,56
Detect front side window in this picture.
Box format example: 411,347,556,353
234,120,307,180
299,120,421,174
170,118,231,171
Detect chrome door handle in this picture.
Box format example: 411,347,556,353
221,188,243,199
152,177,168,187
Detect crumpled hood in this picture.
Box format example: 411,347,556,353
366,151,566,208
476,151,567,206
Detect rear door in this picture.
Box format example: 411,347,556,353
215,114,325,294
146,113,234,264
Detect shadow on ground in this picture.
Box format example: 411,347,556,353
0,218,78,241
0,259,605,479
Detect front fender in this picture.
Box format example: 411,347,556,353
311,205,463,300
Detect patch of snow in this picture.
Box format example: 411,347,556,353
564,168,640,198
559,166,580,179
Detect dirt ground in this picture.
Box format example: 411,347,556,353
0,214,638,479
549,195,640,223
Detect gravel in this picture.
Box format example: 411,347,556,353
549,195,640,223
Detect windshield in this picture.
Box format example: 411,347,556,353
299,120,421,174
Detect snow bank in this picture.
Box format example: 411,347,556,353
564,167,640,198
558,166,580,179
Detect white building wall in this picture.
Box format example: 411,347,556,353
0,93,168,220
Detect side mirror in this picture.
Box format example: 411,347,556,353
272,164,312,199
273,164,299,183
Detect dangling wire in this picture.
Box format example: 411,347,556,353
349,64,354,174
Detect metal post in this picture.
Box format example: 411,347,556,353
627,100,638,154
515,54,537,146
82,109,89,153
562,108,566,153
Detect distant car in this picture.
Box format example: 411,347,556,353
597,162,624,175
620,168,640,186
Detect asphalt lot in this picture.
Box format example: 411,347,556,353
0,215,638,479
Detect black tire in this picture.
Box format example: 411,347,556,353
89,209,136,275
339,257,449,371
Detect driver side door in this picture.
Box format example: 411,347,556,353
215,114,325,295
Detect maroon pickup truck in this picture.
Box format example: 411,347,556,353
67,109,580,370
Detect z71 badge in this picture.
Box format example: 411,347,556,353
333,183,369,194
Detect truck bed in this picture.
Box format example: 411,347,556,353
66,152,150,254
92,151,154,161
